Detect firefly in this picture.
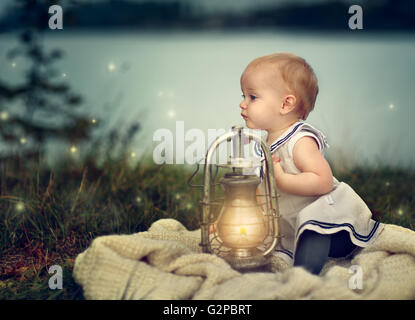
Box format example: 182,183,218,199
108,63,116,71
167,110,176,118
70,146,78,153
15,202,25,212
0,111,8,120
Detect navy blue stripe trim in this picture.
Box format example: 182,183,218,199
275,249,293,259
253,122,304,157
270,123,304,152
296,220,380,242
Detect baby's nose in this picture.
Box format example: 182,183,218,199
240,100,247,109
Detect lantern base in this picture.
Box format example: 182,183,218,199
221,248,271,271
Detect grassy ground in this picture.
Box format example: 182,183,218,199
0,151,414,299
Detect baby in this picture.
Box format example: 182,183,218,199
240,53,384,275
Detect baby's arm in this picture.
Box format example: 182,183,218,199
273,136,333,196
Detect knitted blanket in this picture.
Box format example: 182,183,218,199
72,219,415,300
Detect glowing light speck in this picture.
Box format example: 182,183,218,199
70,146,78,153
0,111,8,120
62,73,67,78
136,196,142,204
20,137,27,144
131,152,136,158
11,62,16,68
91,118,97,124
397,208,403,216
388,103,395,110
108,63,116,71
175,193,181,200
15,202,25,212
385,181,390,187
167,110,176,118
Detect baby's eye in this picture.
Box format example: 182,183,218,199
241,94,256,101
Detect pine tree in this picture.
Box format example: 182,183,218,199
0,0,93,160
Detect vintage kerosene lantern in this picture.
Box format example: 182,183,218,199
197,126,280,270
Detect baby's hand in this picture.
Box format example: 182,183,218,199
272,155,286,187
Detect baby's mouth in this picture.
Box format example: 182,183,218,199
241,113,248,120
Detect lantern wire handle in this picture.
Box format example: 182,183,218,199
187,158,219,189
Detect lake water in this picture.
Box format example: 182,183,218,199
1,30,414,169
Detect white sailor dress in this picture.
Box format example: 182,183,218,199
253,121,384,266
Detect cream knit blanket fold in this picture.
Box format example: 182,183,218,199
73,219,415,300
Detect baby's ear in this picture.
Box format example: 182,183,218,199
281,95,297,114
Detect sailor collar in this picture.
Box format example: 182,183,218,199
253,121,328,159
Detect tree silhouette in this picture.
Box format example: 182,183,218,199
0,0,93,159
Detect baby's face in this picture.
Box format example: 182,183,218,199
240,66,288,130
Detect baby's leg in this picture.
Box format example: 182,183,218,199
294,230,331,275
328,230,357,258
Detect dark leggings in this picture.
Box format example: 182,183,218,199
294,230,357,275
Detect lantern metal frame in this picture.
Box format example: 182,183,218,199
195,126,281,271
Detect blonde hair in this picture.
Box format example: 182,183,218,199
244,52,319,120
